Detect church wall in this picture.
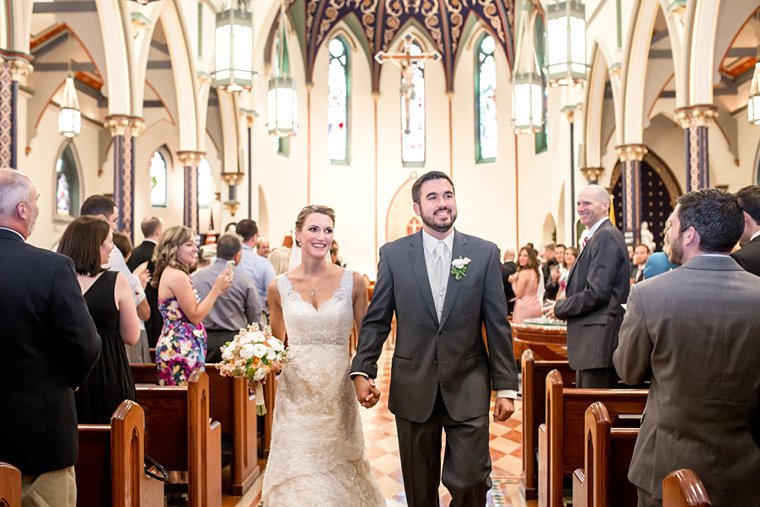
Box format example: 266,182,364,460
735,106,760,188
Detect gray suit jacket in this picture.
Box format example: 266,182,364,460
554,220,630,370
613,255,760,504
351,230,518,423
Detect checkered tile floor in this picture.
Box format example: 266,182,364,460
241,344,528,507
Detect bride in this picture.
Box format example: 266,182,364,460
262,205,385,506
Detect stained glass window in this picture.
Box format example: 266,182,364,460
149,151,168,207
476,34,497,162
534,14,548,154
328,36,349,163
198,159,215,209
55,143,80,218
401,40,425,165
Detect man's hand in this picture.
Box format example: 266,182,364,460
493,397,515,422
543,301,556,320
353,375,381,409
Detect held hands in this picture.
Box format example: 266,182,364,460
493,397,515,422
133,262,150,289
353,375,381,409
213,265,234,293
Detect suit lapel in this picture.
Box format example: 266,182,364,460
408,232,439,323
439,231,466,330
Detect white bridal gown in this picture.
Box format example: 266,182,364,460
263,269,385,506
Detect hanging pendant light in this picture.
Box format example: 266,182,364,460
546,0,588,86
58,75,81,138
267,2,298,137
214,0,254,92
749,61,760,125
512,1,544,133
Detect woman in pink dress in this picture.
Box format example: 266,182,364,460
509,246,542,323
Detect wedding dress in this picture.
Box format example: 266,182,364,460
262,270,385,506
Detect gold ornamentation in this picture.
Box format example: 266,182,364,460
177,150,206,166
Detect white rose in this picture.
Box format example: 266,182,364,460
252,343,268,358
451,257,471,269
239,334,254,345
268,338,285,352
240,343,256,360
222,346,235,361
253,332,266,343
253,368,267,381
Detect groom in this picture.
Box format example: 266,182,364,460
352,171,518,506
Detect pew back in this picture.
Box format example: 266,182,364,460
135,370,222,507
539,370,647,507
662,469,712,507
521,349,574,500
0,462,21,507
76,400,163,507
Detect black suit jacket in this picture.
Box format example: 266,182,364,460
127,240,162,346
554,220,630,371
731,235,760,277
501,261,517,311
352,230,517,423
0,228,100,475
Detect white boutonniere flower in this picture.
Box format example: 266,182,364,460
450,256,471,280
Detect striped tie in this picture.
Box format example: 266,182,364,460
580,235,590,252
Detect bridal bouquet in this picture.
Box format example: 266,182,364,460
218,323,287,415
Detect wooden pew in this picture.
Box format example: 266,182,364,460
538,370,647,507
571,402,638,507
206,365,260,495
131,363,261,495
135,370,222,507
662,469,712,507
76,399,164,507
0,462,21,507
521,349,575,500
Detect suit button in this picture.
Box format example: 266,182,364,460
433,360,438,366
438,331,442,335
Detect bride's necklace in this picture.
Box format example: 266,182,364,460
309,288,317,303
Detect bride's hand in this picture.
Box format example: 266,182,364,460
353,375,381,409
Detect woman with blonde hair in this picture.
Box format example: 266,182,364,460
268,247,291,276
262,205,384,506
152,226,233,385
509,246,542,323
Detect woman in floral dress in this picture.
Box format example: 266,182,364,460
151,226,233,385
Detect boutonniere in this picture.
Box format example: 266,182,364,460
450,256,471,280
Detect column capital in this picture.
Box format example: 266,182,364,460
177,150,206,166
221,171,245,186
240,108,258,128
615,144,648,162
8,59,33,81
674,104,717,129
580,166,604,183
104,115,145,137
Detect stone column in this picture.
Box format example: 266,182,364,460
674,104,717,192
615,144,648,245
0,56,33,169
177,151,205,233
104,115,145,242
580,166,604,184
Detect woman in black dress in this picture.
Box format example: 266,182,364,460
58,216,140,423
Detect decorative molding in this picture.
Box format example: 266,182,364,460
221,171,245,186
580,166,604,184
673,104,718,129
176,150,205,166
615,143,648,162
104,115,145,137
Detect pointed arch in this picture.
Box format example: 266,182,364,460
474,31,497,163
327,34,350,163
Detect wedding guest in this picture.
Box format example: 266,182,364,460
557,246,577,299
128,216,164,348
58,216,140,423
263,205,384,505
257,236,272,258
268,247,291,276
501,248,517,315
113,231,133,261
237,219,275,315
510,246,542,323
0,169,100,507
152,226,233,385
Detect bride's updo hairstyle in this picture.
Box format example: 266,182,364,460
151,225,195,287
294,205,336,247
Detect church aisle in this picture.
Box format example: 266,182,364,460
244,343,528,507
358,344,527,507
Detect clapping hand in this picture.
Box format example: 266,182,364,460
213,265,234,293
543,301,556,320
353,375,381,409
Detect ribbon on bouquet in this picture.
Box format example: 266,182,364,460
252,381,267,416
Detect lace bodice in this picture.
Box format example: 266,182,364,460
276,269,354,347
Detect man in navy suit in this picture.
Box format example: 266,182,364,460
545,185,630,387
731,185,760,277
0,169,100,506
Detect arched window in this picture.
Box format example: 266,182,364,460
475,33,497,162
401,39,426,165
55,143,80,218
198,159,215,209
149,151,168,207
328,36,350,163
